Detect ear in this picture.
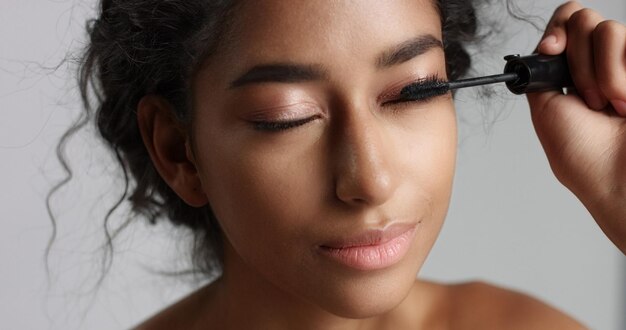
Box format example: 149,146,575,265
137,95,208,207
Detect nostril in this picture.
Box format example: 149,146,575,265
334,170,396,207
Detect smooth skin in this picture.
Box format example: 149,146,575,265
134,0,622,329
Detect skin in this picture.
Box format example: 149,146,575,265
530,1,626,254
191,0,455,325
134,0,624,328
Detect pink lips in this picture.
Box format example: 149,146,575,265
318,223,418,271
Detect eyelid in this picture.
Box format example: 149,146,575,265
245,101,322,122
378,74,447,104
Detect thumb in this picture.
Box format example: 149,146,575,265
527,2,582,115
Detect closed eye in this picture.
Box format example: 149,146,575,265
381,75,450,106
251,116,321,132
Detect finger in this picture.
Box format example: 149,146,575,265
593,20,626,116
529,2,584,113
537,1,584,55
567,8,607,110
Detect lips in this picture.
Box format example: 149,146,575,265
318,222,419,271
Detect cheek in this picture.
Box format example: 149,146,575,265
397,102,457,238
397,102,457,198
193,125,326,263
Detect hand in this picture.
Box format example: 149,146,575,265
527,1,626,254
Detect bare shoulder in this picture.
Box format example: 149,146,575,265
441,280,588,330
132,282,218,330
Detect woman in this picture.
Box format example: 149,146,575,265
70,0,625,328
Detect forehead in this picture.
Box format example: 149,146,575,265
221,0,442,68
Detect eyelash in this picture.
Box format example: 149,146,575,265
252,116,320,132
381,74,448,106
252,75,447,132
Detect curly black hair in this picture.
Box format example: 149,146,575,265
48,0,482,278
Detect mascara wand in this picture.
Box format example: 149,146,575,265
401,54,574,100
447,72,519,90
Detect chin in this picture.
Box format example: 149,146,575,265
311,265,419,319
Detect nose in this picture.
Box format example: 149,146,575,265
332,107,398,207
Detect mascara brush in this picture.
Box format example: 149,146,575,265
400,54,574,100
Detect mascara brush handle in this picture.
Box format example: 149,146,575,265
503,54,574,95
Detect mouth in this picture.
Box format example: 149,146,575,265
318,222,419,271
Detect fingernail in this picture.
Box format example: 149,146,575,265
611,99,626,116
540,34,558,48
583,90,604,110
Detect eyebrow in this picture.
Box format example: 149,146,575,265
230,64,327,88
229,34,443,89
376,34,443,69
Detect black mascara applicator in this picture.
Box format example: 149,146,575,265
401,54,574,100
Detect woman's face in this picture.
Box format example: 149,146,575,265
190,0,456,318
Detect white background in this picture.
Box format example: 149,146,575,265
1,0,624,329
